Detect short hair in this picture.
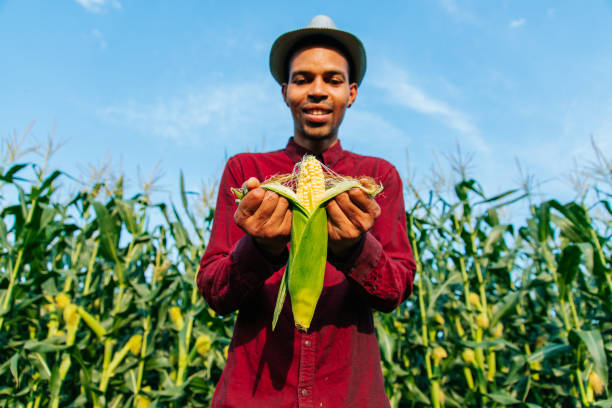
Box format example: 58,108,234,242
284,35,355,83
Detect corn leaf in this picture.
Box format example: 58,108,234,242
569,329,608,392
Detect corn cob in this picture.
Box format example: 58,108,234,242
233,155,382,332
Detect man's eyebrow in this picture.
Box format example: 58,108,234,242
290,70,347,78
290,70,311,78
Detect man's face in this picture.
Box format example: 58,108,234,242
282,46,358,146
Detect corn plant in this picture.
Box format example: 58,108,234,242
1,149,611,407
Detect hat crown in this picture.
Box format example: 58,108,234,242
269,14,366,85
306,15,337,29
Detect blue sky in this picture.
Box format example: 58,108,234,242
1,1,611,210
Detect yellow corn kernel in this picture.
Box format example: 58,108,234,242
434,313,445,326
296,156,325,213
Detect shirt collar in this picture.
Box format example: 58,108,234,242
284,137,345,167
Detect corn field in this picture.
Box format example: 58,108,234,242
0,148,611,407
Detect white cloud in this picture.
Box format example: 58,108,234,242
438,0,479,24
75,0,121,14
372,63,488,152
91,29,107,49
509,18,526,29
98,80,288,146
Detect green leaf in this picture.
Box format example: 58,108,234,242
271,269,287,331
475,188,519,205
576,242,594,275
28,353,51,381
1,163,28,182
569,329,608,392
557,244,581,299
40,169,62,193
24,338,70,353
536,201,551,243
527,343,571,363
0,218,9,250
116,200,139,235
92,200,121,265
9,353,19,387
426,272,461,318
490,291,521,329
403,378,430,404
486,391,521,404
483,224,509,255
375,319,394,363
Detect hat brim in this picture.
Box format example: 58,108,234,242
269,27,366,86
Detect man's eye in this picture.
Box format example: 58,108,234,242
293,77,307,84
329,77,344,85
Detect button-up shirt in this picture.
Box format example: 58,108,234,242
198,138,416,407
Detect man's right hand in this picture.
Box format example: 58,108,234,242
234,177,292,256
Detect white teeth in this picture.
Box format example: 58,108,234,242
306,110,327,115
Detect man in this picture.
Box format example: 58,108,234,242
198,15,415,407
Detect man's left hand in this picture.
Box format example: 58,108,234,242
326,186,381,258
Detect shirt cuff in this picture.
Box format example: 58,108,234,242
230,235,288,283
328,232,382,284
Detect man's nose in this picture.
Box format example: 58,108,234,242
308,77,327,100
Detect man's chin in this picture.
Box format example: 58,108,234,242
302,128,335,140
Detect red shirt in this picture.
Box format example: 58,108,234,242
198,138,415,407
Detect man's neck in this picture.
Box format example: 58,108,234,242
293,135,338,155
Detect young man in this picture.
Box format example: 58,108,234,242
198,15,415,407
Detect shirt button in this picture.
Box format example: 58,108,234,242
301,388,309,396
304,340,311,347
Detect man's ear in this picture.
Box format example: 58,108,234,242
281,83,289,107
347,82,358,108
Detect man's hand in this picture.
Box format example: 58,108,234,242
326,185,381,258
234,177,292,256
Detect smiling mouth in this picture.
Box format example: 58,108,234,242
303,108,332,123
303,109,331,115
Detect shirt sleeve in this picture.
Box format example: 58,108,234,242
328,165,416,312
197,156,288,315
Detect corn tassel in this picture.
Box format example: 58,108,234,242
233,155,382,332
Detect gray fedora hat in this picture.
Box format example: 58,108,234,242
269,15,367,86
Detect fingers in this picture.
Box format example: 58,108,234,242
237,187,266,218
326,197,353,229
266,195,291,232
327,189,380,238
243,177,260,191
347,188,381,218
234,189,292,238
280,200,293,236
